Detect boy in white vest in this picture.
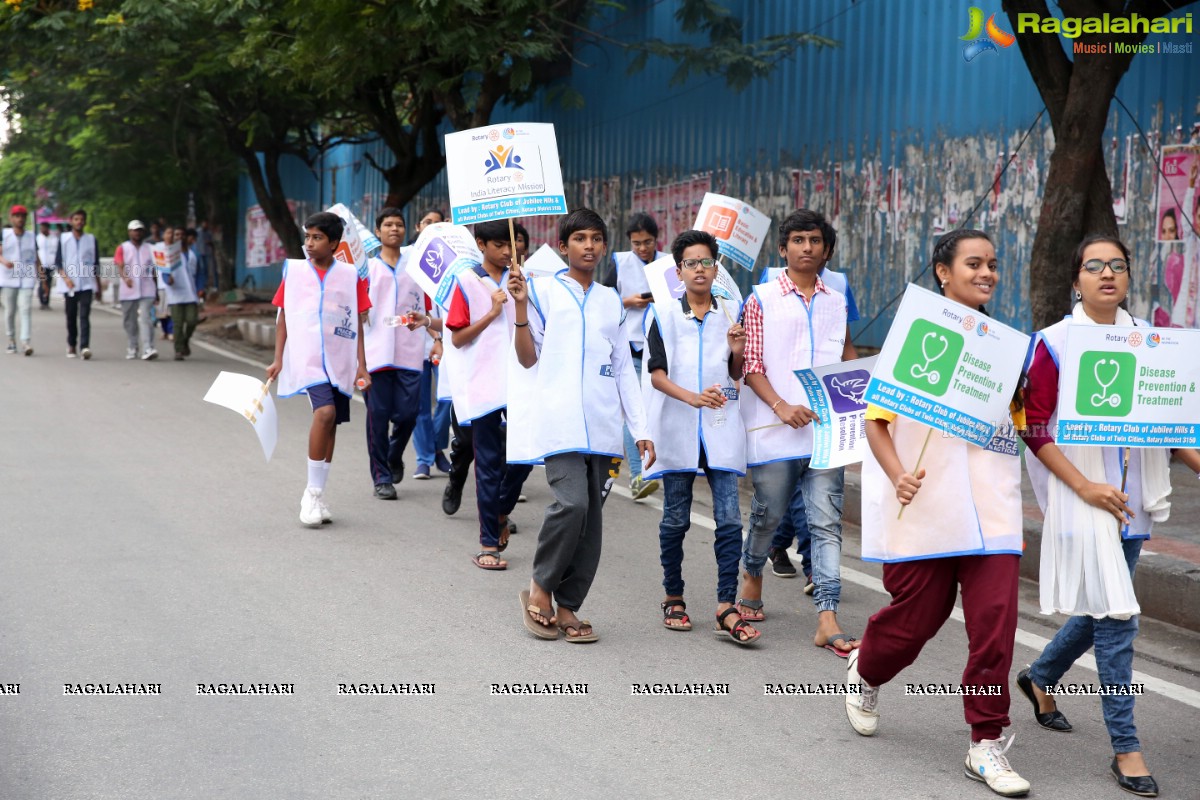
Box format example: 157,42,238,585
266,212,372,527
36,220,58,310
362,208,425,501
163,225,200,360
509,209,655,641
739,209,858,655
643,229,759,645
443,218,532,570
114,220,159,360
601,212,667,500
55,209,102,359
0,204,43,355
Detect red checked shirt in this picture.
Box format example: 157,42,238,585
742,270,830,376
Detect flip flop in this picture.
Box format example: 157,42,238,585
558,618,598,643
818,633,858,658
735,598,765,621
519,590,558,640
473,551,507,571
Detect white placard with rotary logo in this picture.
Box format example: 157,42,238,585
1057,325,1200,447
445,123,567,224
863,284,1030,452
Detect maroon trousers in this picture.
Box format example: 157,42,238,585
856,554,1020,742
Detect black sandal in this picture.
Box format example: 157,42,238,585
714,607,761,646
661,599,692,631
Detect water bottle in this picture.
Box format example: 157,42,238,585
710,383,727,427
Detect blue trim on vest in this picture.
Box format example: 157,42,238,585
861,547,1024,564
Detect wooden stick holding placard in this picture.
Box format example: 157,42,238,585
508,217,522,276
897,428,933,520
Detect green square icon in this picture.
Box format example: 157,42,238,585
1076,351,1135,417
892,319,965,397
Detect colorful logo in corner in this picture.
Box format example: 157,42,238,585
484,145,524,175
419,239,449,282
704,206,738,240
1146,332,1161,348
977,321,990,337
502,127,516,139
962,314,976,332
1127,331,1143,348
1076,351,1134,417
823,369,871,414
893,320,965,397
333,304,356,340
960,7,1015,62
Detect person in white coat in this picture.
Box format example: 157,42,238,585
1,204,43,355
508,209,656,642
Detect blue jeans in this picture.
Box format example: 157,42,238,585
744,459,844,611
623,354,643,481
412,359,453,466
1028,538,1143,754
770,489,812,579
659,469,743,604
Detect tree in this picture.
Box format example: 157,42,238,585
1004,0,1198,329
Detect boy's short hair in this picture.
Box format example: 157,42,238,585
375,206,406,230
625,212,659,240
778,209,836,259
71,208,87,220
418,207,445,222
304,212,344,243
671,229,719,265
513,221,529,245
559,208,608,244
474,219,510,245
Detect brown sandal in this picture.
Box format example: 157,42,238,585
715,607,761,646
519,590,557,640
558,618,598,643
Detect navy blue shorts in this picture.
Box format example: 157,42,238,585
307,383,351,425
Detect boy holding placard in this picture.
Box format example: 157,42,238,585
602,212,668,500
443,219,531,570
266,212,372,527
509,209,655,641
362,207,425,501
739,209,857,655
643,229,757,645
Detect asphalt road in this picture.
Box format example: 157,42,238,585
2,305,1198,800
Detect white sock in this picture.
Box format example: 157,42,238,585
307,459,325,491
317,460,331,491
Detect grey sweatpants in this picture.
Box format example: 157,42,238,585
531,452,607,612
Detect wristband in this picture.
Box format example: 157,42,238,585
424,317,432,328
770,399,784,413
514,321,529,328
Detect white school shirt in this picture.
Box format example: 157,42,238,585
444,264,515,423
55,232,98,294
642,296,747,478
277,259,359,397
612,249,665,351
0,228,38,289
506,270,648,463
742,278,848,465
364,253,425,374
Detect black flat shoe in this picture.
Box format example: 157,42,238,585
1016,667,1073,732
1111,758,1158,797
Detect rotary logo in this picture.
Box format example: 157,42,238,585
1127,331,1143,348
962,314,976,331
488,130,500,142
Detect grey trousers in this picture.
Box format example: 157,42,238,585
121,297,153,352
532,452,607,612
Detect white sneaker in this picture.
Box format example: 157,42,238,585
22,342,33,356
67,348,77,358
319,495,332,524
142,348,158,361
126,348,138,360
845,649,880,736
965,735,1030,797
81,348,92,360
299,488,324,527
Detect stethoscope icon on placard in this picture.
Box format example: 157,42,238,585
1090,358,1122,408
910,331,949,385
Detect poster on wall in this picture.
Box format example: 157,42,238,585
1155,145,1199,243
245,204,293,268
632,176,711,250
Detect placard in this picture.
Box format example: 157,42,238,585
1056,325,1200,447
795,356,878,468
203,372,278,461
445,123,567,224
404,222,483,304
864,284,1029,449
151,241,182,274
692,193,771,270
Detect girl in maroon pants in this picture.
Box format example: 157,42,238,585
844,230,1030,798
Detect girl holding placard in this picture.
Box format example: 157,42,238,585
846,229,1031,798
1018,234,1200,798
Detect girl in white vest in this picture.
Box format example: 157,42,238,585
1,204,42,355
1018,235,1200,798
846,229,1030,798
55,209,101,359
642,229,758,645
441,219,532,571
115,220,160,360
361,208,426,501
266,212,371,528
739,209,856,653
508,209,654,642
601,212,668,500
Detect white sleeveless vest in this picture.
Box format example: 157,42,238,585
642,297,747,477
116,241,158,300
1024,316,1154,539
364,254,426,374
613,250,663,350
445,265,515,423
743,283,848,465
164,249,198,304
507,273,647,462
277,259,359,397
0,228,38,289
55,233,98,293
